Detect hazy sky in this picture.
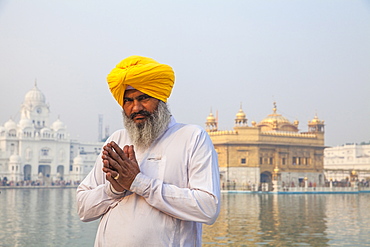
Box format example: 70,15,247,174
0,0,369,147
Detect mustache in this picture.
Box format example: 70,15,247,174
130,110,152,119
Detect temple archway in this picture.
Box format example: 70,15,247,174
57,165,64,180
260,171,272,183
24,165,31,181
38,165,51,178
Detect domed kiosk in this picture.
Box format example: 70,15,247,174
234,104,247,126
205,110,218,132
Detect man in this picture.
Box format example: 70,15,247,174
76,56,220,247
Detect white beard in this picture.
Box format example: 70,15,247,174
123,101,171,151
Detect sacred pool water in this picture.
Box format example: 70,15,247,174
1,188,369,246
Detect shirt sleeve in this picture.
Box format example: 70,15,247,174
130,129,221,225
76,149,127,222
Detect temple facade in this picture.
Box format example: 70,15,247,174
0,84,103,185
206,103,325,190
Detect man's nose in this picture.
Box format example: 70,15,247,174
132,100,144,112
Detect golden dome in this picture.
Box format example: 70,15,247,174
260,114,290,124
309,114,324,125
235,108,246,120
307,114,325,132
235,103,248,126
257,102,298,132
206,112,216,122
258,102,290,125
205,109,218,131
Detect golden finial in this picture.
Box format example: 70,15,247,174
273,101,277,114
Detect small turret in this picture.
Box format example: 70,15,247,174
235,103,248,127
308,114,325,132
205,109,218,132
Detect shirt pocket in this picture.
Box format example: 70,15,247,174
140,155,166,180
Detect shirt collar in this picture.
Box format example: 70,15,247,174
168,115,177,129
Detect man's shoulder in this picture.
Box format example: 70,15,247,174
111,128,127,136
106,129,128,142
171,122,207,136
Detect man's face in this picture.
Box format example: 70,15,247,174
123,89,160,124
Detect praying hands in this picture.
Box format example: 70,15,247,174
102,141,140,192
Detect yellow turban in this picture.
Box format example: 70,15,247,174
107,56,175,106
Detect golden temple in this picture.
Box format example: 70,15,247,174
206,102,325,191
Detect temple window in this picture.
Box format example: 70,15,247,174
269,157,273,165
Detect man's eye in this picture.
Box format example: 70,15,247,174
124,98,133,103
138,95,151,101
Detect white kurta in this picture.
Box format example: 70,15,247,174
76,117,220,247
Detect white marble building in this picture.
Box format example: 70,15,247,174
0,84,104,184
324,143,370,182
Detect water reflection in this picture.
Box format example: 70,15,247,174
203,193,370,246
0,188,98,247
1,189,369,246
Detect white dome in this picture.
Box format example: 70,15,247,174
9,154,22,164
19,118,34,129
51,119,66,131
24,85,46,106
40,127,51,134
4,119,17,130
73,155,84,165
